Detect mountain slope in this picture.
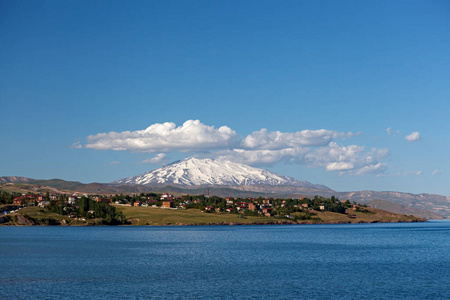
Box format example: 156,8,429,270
112,157,330,189
366,199,443,220
0,176,33,183
334,190,450,219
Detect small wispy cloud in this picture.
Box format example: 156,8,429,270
432,170,442,176
109,161,120,165
386,127,400,136
377,170,422,177
70,141,83,149
405,131,421,142
141,153,167,164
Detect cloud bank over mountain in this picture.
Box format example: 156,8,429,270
82,119,389,176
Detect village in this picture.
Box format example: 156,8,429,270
1,186,426,226
5,189,364,220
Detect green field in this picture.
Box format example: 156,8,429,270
1,204,425,226
114,205,274,225
115,205,424,226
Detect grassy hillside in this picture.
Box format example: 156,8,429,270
367,199,443,220
1,203,425,226
114,205,425,226
0,204,124,226
0,206,91,226
31,179,85,190
115,205,268,225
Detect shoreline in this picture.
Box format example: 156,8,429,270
1,217,427,227
1,204,427,226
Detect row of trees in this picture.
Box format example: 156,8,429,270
0,191,20,204
46,196,127,225
112,193,161,206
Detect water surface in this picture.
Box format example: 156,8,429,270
1,221,449,299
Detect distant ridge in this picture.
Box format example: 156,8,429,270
0,176,33,183
366,199,443,220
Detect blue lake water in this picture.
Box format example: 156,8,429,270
1,221,450,299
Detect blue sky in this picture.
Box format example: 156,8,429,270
1,0,449,195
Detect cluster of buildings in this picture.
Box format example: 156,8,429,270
130,194,331,216
13,192,359,216
13,194,54,207
203,198,274,216
130,194,179,208
12,193,112,207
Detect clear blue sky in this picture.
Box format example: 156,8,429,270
1,0,449,195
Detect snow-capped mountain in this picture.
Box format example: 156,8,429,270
112,157,330,189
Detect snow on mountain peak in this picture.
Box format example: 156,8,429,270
112,157,330,189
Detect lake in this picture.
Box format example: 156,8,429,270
1,221,449,299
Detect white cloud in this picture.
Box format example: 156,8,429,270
351,163,388,176
377,170,422,177
214,148,310,167
432,170,442,176
326,162,354,171
386,127,401,136
241,128,358,150
303,143,389,175
141,153,167,164
85,120,238,152
109,161,120,165
405,131,421,142
214,142,389,176
70,141,83,149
